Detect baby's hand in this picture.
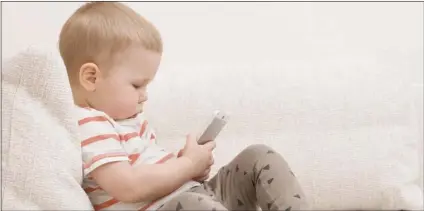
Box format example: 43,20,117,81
180,134,215,180
193,167,212,182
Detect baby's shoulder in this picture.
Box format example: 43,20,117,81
74,107,115,125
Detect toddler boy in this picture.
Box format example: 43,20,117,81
59,2,308,211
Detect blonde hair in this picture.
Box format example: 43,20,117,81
59,2,162,83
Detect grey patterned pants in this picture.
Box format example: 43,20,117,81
158,144,309,211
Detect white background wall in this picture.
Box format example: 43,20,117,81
2,2,423,209
3,2,422,133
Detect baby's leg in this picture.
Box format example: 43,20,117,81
157,187,227,211
205,144,308,211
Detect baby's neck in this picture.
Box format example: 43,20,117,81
71,87,90,108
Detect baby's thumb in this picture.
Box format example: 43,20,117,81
186,134,198,146
204,141,216,151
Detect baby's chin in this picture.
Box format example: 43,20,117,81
135,103,144,113
111,105,143,120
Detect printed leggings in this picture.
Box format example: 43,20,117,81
158,144,309,211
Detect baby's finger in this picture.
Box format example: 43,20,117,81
204,141,216,151
203,174,210,181
209,156,214,165
198,174,210,182
204,167,211,176
186,133,198,145
177,149,184,157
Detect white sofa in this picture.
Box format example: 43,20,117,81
1,47,423,210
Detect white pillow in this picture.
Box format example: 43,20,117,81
1,47,93,210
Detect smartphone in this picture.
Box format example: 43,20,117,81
197,110,229,144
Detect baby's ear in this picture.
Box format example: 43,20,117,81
79,62,99,92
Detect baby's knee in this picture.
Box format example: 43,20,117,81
240,144,273,159
242,144,276,157
245,144,272,152
241,144,289,164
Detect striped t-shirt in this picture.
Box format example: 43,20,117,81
77,107,201,211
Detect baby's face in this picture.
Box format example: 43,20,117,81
91,47,161,120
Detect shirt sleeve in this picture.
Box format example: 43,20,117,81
77,108,129,177
136,112,157,144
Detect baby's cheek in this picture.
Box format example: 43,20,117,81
121,98,139,114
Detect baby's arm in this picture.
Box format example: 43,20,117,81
79,111,195,203
90,156,194,203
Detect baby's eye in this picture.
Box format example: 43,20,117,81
133,84,140,89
